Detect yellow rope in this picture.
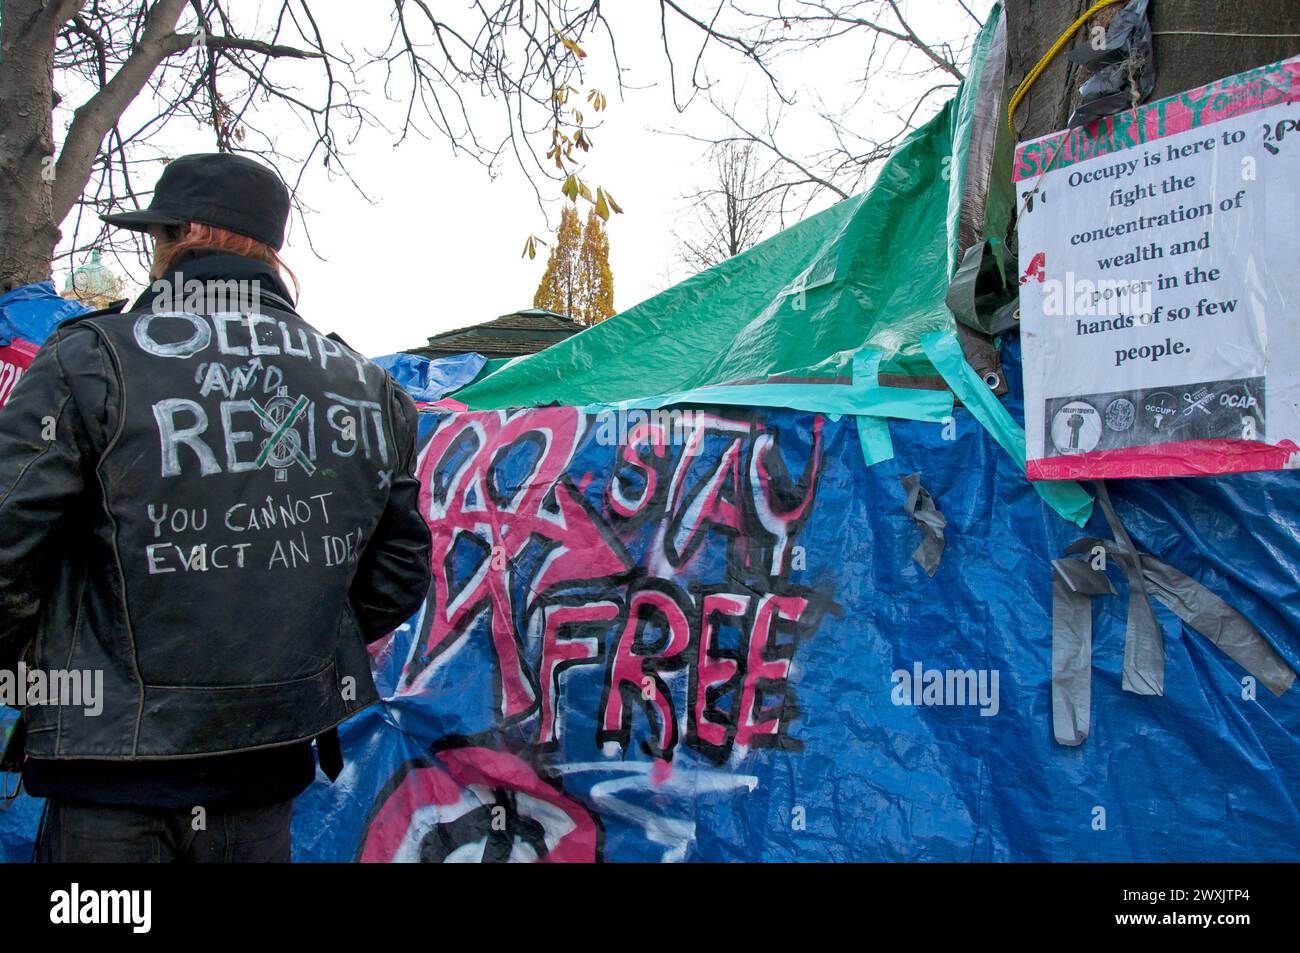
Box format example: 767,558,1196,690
1006,0,1126,139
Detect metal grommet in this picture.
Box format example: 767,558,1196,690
983,372,1001,390
1013,307,1021,322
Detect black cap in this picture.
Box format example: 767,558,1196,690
100,153,291,250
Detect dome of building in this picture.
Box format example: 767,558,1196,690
62,248,124,309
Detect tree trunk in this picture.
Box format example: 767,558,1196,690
1005,0,1300,143
0,0,70,292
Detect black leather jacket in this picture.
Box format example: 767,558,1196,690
0,252,431,762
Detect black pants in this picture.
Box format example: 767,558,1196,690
34,798,293,863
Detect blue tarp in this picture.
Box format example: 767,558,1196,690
295,337,1297,862
371,351,486,404
0,282,88,348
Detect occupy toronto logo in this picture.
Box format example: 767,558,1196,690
891,662,1000,717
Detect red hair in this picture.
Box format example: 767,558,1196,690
153,223,299,299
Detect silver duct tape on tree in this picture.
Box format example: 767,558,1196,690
1051,480,1296,746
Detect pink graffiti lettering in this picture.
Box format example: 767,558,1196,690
536,600,619,745
600,583,693,757
409,408,632,719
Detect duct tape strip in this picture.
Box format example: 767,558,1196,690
920,328,1093,526
1139,555,1296,697
1053,533,1297,746
1051,554,1117,746
1089,481,1163,695
901,473,947,576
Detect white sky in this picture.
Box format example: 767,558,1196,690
54,0,993,358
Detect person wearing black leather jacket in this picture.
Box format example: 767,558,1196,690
0,153,432,861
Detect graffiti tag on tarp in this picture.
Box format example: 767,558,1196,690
360,405,834,861
356,740,602,863
405,406,831,760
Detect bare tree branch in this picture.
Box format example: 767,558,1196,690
673,140,781,272
53,0,190,222
6,0,989,293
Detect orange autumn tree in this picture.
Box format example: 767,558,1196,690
534,205,614,326
577,206,615,325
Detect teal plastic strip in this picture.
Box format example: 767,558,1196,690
856,415,895,467
850,350,953,422
583,348,954,423
920,329,1093,526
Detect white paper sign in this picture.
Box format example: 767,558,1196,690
1016,56,1300,480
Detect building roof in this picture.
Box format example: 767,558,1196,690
408,308,581,359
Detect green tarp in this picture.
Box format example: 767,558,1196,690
456,102,958,408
